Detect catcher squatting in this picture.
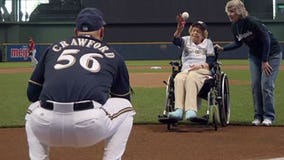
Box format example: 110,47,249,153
25,7,136,160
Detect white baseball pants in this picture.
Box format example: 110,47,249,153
25,98,135,160
30,49,38,66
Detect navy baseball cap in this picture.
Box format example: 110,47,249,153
191,21,208,31
76,8,106,32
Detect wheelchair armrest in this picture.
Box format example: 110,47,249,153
212,61,222,68
169,61,181,67
210,61,222,74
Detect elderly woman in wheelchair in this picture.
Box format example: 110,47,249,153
159,16,230,130
168,17,215,121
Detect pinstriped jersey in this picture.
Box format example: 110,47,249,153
173,36,215,72
29,36,130,104
180,36,214,71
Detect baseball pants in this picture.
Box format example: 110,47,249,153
25,98,135,160
30,49,38,66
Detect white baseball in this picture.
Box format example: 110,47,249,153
181,12,189,20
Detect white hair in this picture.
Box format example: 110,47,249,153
225,0,248,18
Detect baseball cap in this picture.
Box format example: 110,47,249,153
76,8,106,32
191,21,208,31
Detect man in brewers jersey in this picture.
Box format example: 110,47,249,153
25,7,135,160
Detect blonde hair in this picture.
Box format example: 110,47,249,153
188,26,209,39
225,0,248,18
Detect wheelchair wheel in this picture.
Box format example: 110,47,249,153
212,111,218,131
218,73,231,127
158,74,177,129
167,122,178,131
165,76,175,113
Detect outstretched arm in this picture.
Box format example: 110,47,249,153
174,14,186,38
173,14,186,47
214,40,242,52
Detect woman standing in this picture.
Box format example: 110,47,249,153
215,0,282,126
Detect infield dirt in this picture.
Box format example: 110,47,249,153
1,125,284,160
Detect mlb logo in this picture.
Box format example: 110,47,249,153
82,25,89,31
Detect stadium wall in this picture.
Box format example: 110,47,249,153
2,41,284,61
0,0,283,61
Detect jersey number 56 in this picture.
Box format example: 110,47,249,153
54,49,103,73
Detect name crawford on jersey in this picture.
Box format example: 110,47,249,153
52,37,115,58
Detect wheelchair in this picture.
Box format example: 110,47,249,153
158,51,231,131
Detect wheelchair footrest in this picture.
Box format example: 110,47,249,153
189,115,209,124
158,115,178,124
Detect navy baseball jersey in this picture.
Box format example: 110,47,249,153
224,16,281,62
27,36,131,104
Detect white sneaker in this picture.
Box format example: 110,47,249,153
262,119,272,126
252,119,261,126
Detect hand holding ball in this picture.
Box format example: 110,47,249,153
181,12,189,20
176,11,189,28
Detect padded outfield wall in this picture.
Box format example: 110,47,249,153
2,41,284,62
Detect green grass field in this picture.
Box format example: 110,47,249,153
0,60,283,127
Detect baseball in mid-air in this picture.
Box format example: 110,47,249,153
181,11,189,20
